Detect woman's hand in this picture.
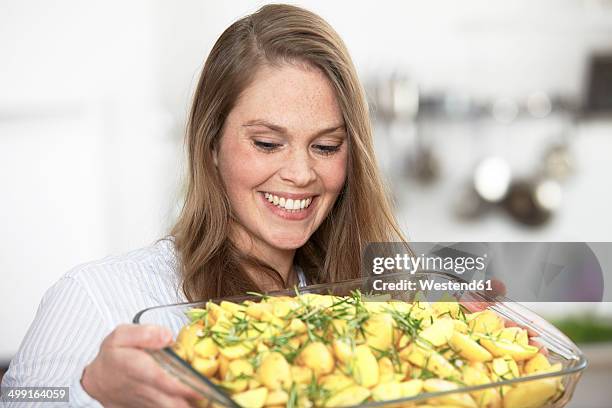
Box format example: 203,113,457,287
81,324,201,408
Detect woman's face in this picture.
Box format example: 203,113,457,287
215,63,347,255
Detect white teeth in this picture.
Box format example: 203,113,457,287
264,193,314,212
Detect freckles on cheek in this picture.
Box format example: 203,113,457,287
221,142,271,188
321,159,348,194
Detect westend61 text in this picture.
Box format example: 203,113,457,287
372,279,493,292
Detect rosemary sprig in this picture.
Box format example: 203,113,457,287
306,372,331,405
287,383,299,408
246,291,270,301
389,309,423,339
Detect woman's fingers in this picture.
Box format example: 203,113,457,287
461,301,489,313
489,279,507,297
504,318,539,337
103,324,173,349
82,324,202,407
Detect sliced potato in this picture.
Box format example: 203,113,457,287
423,379,477,408
232,387,269,408
419,319,454,347
194,337,219,359
352,345,379,388
174,291,561,408
299,342,335,376
364,313,394,350
478,337,539,361
323,385,370,408
257,352,292,390
468,310,504,335
448,331,493,362
524,353,552,375
503,378,558,408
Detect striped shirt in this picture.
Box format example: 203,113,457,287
1,237,308,407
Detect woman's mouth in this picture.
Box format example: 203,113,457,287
264,192,313,211
259,192,317,220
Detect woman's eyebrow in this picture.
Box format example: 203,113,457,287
242,119,346,137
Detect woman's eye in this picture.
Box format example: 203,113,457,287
313,144,341,155
254,141,282,152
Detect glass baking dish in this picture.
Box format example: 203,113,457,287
133,270,587,408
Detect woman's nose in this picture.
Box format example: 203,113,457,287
279,148,317,187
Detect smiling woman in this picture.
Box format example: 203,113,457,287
172,4,407,300
2,4,406,407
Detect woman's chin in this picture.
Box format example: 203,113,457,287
266,234,310,251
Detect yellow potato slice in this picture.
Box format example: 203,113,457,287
245,302,273,319
192,357,219,377
399,379,424,397
371,382,403,401
220,300,247,316
502,378,558,408
432,301,462,319
319,372,355,393
290,365,312,384
288,318,307,334
232,387,269,408
478,337,539,361
400,343,460,379
208,302,231,321
491,357,519,380
468,310,504,335
323,385,370,408
271,300,298,318
364,313,394,350
256,352,292,390
194,337,219,359
462,365,501,408
264,390,288,406
352,345,379,388
419,319,454,347
423,379,478,408
332,339,353,364
449,331,493,362
524,353,552,374
377,356,397,384
493,326,529,346
453,319,469,334
219,342,255,360
298,342,335,376
175,321,204,362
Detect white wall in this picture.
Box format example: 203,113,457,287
0,0,181,359
1,0,611,361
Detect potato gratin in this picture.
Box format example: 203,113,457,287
172,291,564,408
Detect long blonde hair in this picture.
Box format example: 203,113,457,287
171,4,406,301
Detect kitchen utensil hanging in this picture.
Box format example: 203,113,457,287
460,93,577,227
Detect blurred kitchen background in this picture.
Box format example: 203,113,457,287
1,0,612,405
